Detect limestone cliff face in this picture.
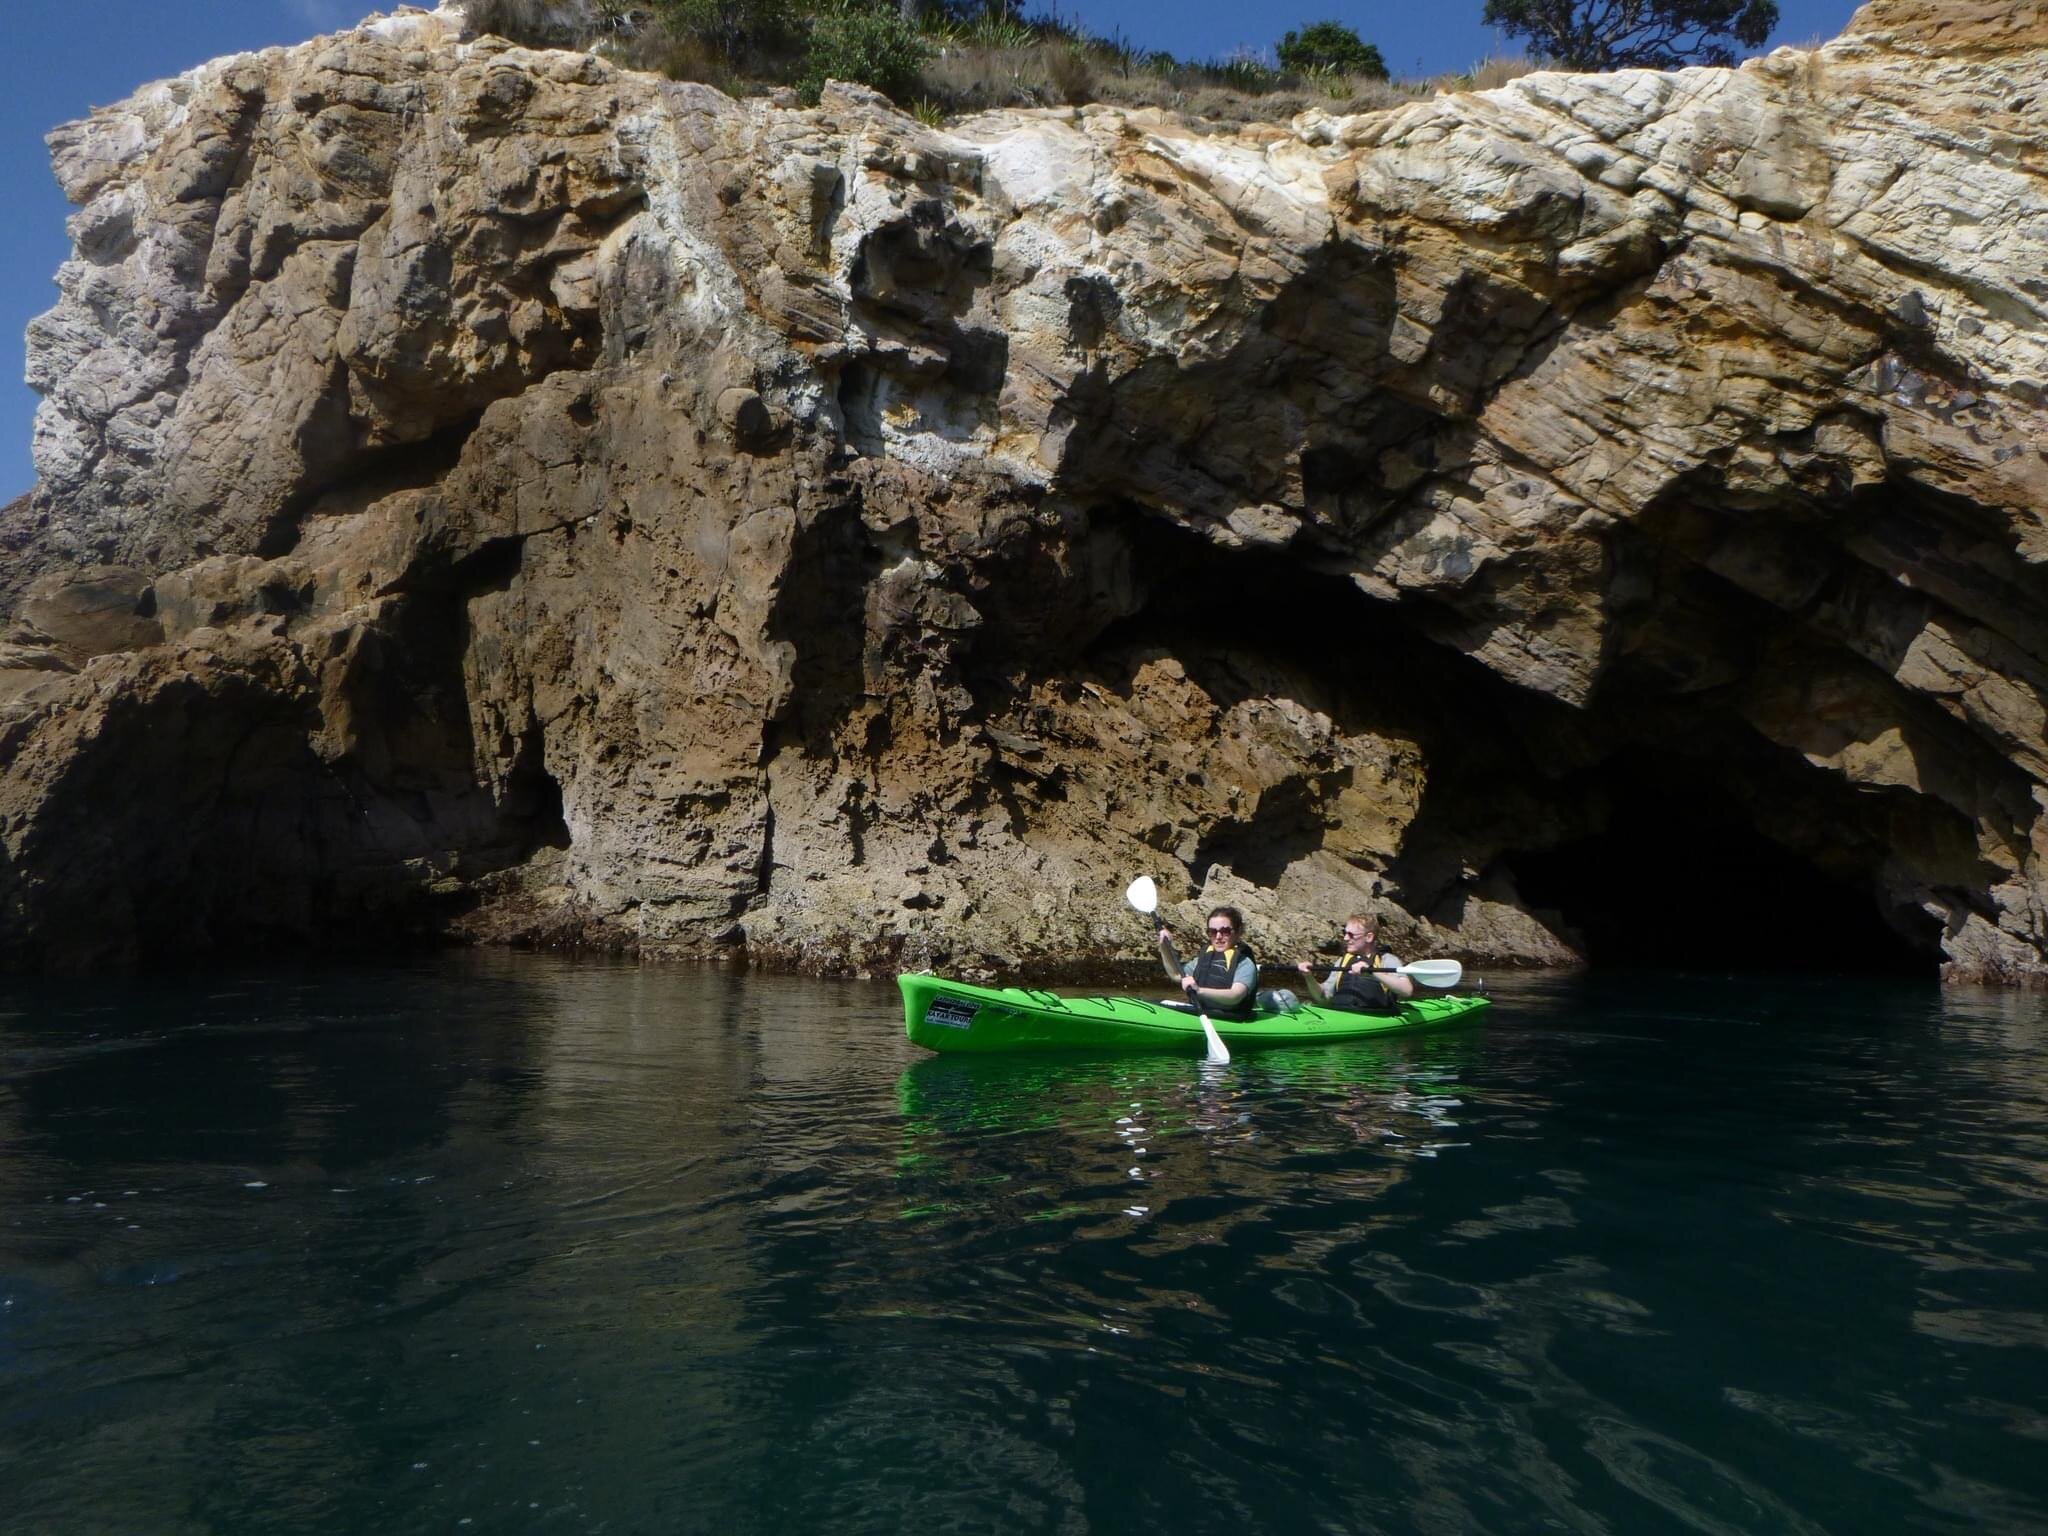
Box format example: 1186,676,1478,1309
6,0,2047,981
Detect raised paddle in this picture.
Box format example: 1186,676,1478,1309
1123,876,1230,1066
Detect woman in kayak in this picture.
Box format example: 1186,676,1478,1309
1157,905,1259,1018
1298,913,1414,1013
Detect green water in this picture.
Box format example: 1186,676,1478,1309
1,958,2043,1534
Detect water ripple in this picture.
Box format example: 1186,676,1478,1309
0,962,2043,1534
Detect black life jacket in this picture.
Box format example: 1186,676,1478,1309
1191,942,1258,1017
1330,952,1402,1014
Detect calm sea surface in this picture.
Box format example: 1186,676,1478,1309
2,958,2044,1535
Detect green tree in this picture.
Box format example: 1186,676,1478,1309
1481,0,1778,70
659,0,797,67
799,1,932,103
1276,20,1388,78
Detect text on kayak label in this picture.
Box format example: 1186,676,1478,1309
924,998,979,1030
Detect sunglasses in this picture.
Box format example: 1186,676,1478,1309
1207,924,1235,935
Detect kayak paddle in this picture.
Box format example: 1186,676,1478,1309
1381,958,1463,988
1124,875,1229,1065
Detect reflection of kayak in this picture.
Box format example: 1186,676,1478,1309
900,973,1491,1054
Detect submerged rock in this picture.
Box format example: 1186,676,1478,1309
4,0,2047,982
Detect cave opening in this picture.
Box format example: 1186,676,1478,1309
1085,509,1945,979
1505,751,1937,976
501,741,572,856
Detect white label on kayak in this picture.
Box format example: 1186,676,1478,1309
924,998,978,1030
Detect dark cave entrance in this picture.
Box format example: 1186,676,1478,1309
1505,752,1938,976
1074,509,1946,979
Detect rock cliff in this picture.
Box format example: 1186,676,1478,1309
5,0,2047,982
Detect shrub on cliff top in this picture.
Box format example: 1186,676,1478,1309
1276,21,1388,80
466,0,652,47
798,2,932,103
658,0,800,69
1481,0,1779,70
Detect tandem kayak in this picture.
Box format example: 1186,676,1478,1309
899,972,1490,1054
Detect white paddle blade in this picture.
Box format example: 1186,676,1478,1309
1198,1014,1231,1065
1124,875,1159,916
1398,959,1463,988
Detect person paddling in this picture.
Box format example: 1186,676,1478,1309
1157,905,1259,1018
1298,912,1414,1013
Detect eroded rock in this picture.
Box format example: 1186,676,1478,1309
6,1,2048,982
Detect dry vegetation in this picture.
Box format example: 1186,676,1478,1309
459,0,1542,126
916,41,1431,124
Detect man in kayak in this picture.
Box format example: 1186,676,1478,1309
1297,913,1414,1013
1157,905,1259,1018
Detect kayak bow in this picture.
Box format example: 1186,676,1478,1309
899,973,1490,1054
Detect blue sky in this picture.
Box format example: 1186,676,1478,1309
2,0,1867,501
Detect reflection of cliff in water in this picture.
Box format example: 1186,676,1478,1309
0,954,551,1176
0,958,922,1530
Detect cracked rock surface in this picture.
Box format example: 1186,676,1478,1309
5,0,2047,982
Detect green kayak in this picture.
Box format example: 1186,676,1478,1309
900,972,1491,1054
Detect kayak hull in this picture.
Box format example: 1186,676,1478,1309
900,973,1490,1054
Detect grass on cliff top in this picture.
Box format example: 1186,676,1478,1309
465,1,1542,126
